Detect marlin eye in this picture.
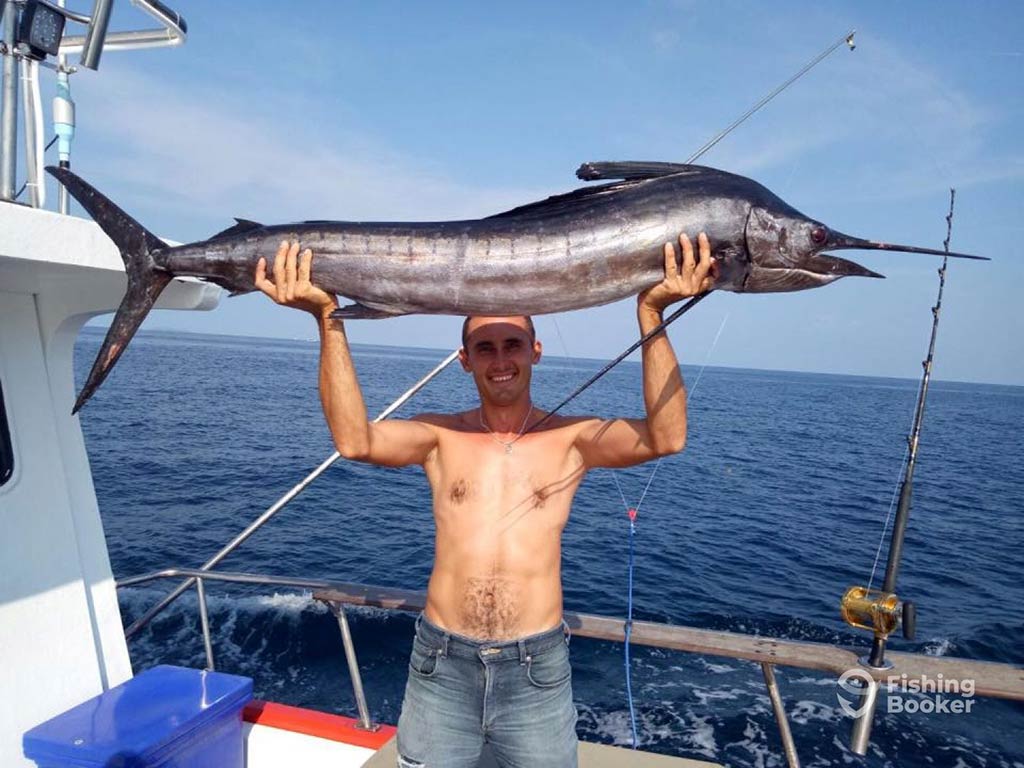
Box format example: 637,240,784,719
811,226,828,245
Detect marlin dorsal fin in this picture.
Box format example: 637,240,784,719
576,161,698,181
208,218,263,241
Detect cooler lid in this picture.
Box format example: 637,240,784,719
23,665,253,767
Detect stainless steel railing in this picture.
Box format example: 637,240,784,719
59,0,188,63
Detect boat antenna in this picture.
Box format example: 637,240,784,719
523,29,856,435
840,189,957,755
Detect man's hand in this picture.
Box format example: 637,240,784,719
255,240,339,320
638,232,716,313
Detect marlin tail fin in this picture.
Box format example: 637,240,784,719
46,166,172,414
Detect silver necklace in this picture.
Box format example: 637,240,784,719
479,404,533,454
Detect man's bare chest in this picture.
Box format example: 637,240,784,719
427,433,585,516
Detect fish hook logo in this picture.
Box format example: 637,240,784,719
836,668,876,718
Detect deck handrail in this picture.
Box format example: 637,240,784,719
118,567,1024,702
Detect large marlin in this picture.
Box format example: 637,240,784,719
48,161,984,413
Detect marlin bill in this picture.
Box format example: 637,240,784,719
47,162,986,413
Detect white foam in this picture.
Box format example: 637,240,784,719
683,714,718,759
722,717,776,768
697,658,737,674
256,592,330,614
788,699,842,726
923,637,952,657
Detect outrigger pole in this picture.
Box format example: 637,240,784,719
841,190,957,754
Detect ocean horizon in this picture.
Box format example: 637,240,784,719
79,325,1024,392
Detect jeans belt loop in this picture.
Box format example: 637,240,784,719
562,619,572,646
440,632,449,658
517,639,529,664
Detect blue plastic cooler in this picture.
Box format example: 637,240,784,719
23,665,253,768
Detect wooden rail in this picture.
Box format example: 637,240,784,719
313,582,1024,702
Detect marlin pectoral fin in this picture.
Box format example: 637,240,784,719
330,303,406,320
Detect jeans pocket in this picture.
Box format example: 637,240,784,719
525,643,572,689
409,635,443,678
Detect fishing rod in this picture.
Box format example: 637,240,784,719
523,28,856,434
524,292,709,434
841,190,957,754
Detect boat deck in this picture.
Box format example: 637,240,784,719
241,699,721,767
363,737,722,767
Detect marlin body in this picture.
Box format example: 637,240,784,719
48,161,984,412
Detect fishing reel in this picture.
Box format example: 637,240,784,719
840,586,916,641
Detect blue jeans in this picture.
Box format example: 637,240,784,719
396,614,578,767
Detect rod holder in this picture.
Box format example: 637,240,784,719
848,677,881,755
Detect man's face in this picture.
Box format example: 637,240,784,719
459,316,542,406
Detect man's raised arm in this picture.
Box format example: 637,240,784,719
255,241,438,467
574,233,715,469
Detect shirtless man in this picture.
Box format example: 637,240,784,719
255,232,715,768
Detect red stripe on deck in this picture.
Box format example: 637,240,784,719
243,700,396,750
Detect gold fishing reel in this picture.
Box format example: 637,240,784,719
840,586,916,640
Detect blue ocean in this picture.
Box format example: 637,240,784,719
75,327,1024,767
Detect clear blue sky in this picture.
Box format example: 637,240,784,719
60,2,1023,384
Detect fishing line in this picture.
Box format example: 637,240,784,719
548,314,572,365
867,449,910,592
609,311,728,750
540,305,727,749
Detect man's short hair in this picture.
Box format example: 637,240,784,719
461,316,535,348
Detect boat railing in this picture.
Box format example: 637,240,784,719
116,566,1024,768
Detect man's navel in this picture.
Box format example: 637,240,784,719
461,576,519,639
